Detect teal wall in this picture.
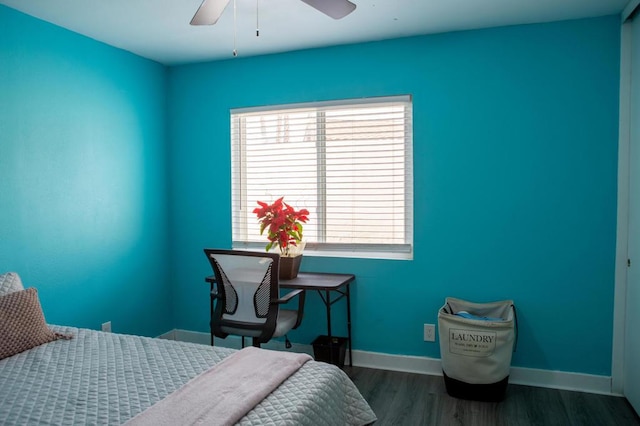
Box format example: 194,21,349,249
168,16,620,376
0,4,621,376
0,6,172,337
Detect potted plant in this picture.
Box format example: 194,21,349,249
253,197,309,279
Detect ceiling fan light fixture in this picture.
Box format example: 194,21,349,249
300,0,357,20
190,0,231,25
191,0,356,26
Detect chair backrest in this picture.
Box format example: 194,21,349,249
204,249,280,342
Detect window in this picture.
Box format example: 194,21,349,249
231,95,413,259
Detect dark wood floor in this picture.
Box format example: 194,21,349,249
344,366,640,426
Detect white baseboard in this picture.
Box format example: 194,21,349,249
157,330,177,340
345,347,614,396
509,367,614,396
162,329,614,396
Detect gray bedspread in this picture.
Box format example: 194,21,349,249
0,326,376,425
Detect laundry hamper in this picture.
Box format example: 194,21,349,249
438,297,517,401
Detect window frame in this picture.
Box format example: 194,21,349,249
231,95,414,260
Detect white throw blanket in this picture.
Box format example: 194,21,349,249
124,346,312,426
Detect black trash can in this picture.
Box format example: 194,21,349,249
312,335,348,368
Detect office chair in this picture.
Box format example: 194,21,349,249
203,249,306,348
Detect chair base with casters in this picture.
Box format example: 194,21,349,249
204,249,306,348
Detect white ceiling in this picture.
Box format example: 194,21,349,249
0,0,629,65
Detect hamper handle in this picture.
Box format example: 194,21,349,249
444,302,453,314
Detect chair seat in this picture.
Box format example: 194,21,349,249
220,309,298,339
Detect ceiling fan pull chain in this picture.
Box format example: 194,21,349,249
256,0,260,37
232,0,238,56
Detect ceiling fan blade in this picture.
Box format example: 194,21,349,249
300,0,356,20
190,0,230,25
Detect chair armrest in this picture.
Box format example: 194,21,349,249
272,288,304,304
211,288,222,299
272,289,306,330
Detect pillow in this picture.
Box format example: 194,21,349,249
0,288,71,360
0,272,24,296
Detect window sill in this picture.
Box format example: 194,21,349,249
232,242,412,261
302,249,412,261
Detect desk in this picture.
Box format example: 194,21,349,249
205,272,354,367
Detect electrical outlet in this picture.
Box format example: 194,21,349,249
424,324,436,342
101,321,112,333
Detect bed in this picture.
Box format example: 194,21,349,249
0,273,376,425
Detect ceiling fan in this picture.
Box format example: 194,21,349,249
190,0,357,26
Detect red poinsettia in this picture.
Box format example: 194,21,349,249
253,197,309,256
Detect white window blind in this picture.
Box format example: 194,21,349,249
231,95,413,259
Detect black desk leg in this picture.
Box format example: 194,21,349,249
325,289,333,364
210,284,214,346
325,289,332,337
346,283,352,367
